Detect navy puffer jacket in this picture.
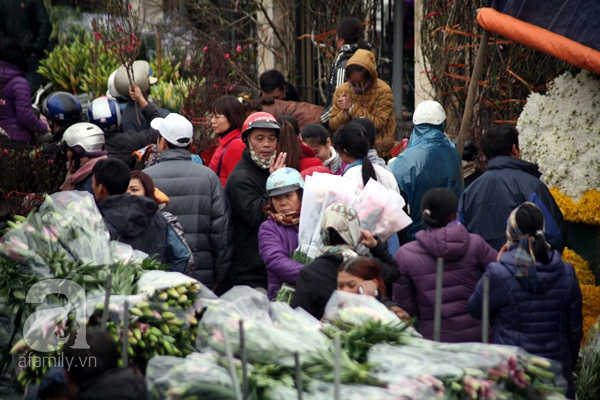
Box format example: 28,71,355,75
458,156,566,252
468,248,582,395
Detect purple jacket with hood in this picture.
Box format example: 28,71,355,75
0,61,47,141
393,223,497,342
258,216,303,299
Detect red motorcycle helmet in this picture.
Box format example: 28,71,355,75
241,112,280,142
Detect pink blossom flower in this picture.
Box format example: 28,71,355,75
224,53,230,59
236,45,242,53
203,46,208,52
228,86,233,91
93,32,102,40
213,84,218,88
127,3,132,10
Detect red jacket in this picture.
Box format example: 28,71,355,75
209,129,246,187
299,142,324,172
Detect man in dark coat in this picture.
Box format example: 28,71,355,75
92,158,190,271
217,112,286,295
143,111,232,287
458,126,567,252
0,0,51,92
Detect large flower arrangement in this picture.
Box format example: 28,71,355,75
517,70,600,341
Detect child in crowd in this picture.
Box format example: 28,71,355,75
301,123,345,175
258,168,304,300
333,124,398,192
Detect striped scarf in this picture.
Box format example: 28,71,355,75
263,203,300,227
505,203,542,292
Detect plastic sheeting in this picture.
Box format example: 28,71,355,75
488,0,600,52
391,125,463,241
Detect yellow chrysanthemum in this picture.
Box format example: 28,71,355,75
563,248,597,285
550,188,600,225
581,284,600,342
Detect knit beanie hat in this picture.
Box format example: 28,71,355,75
420,188,459,228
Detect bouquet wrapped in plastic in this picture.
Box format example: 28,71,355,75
137,270,205,309
296,173,359,260
353,179,412,243
368,340,567,399
146,353,238,399
198,291,319,367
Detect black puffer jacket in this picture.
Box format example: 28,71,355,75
145,148,232,286
0,0,51,56
77,367,146,400
104,104,160,159
223,151,271,291
290,239,400,320
97,194,167,262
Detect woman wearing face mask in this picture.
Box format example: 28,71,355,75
328,49,396,157
320,17,372,129
290,203,400,319
258,168,304,300
217,112,287,296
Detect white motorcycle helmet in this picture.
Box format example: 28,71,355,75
114,60,157,98
63,122,105,156
106,70,120,99
413,100,447,126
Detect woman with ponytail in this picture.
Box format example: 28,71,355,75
468,202,582,398
332,124,398,192
394,188,497,342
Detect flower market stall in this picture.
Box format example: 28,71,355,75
517,70,600,340
0,190,580,399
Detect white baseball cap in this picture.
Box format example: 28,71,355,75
151,113,194,147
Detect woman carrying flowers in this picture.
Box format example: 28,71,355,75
291,203,399,319
468,202,582,398
258,167,304,300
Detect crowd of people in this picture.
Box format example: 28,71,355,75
0,14,586,400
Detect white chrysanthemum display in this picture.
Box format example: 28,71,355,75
517,71,600,200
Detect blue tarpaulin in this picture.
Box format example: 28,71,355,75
488,0,600,52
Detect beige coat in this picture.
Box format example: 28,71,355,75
329,49,396,156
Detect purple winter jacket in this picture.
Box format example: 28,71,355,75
258,217,303,300
393,223,497,342
0,61,47,141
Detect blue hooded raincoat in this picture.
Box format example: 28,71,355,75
391,124,464,241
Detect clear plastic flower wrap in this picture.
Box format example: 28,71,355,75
353,179,412,244
110,241,148,264
368,341,567,398
136,270,203,308
270,380,440,400
198,294,319,367
323,291,408,329
146,352,238,400
269,302,328,350
297,173,359,259
39,191,113,266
